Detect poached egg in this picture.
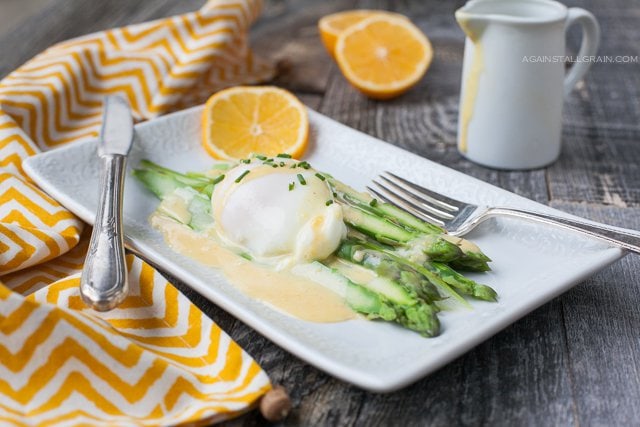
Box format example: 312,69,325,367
211,160,346,267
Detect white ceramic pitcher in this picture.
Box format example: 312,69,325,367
455,0,600,170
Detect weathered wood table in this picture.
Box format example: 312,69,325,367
2,0,638,425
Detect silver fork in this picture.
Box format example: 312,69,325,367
369,172,640,254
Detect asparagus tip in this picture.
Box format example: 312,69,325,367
473,284,498,302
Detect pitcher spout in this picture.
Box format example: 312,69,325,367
456,0,569,38
455,3,490,41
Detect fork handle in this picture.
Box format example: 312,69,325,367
489,207,640,254
80,154,129,311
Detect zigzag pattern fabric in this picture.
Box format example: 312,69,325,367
0,0,274,424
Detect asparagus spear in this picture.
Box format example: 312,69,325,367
292,262,395,320
341,204,465,260
185,193,214,231
346,236,481,306
330,177,492,268
134,161,221,231
132,168,189,199
337,199,485,265
404,235,464,263
133,160,218,198
329,179,444,234
336,241,441,304
293,262,440,337
440,235,492,272
450,251,492,272
341,204,415,244
354,235,496,302
427,262,497,301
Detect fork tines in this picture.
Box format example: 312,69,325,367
368,172,459,226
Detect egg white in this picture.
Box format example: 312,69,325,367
211,162,346,268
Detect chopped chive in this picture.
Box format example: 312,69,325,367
297,174,307,185
289,182,295,191
298,161,311,169
272,164,278,168
277,153,292,158
333,192,338,198
279,161,285,167
326,200,334,206
263,158,274,164
212,174,225,184
240,252,253,261
256,154,267,160
235,170,250,183
369,198,378,207
240,159,251,164
289,164,297,168
315,173,326,181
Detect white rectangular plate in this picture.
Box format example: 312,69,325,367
24,106,623,392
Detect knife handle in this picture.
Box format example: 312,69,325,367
80,154,129,311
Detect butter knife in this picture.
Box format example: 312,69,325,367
80,96,133,311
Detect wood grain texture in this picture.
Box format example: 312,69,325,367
553,0,640,207
1,0,638,425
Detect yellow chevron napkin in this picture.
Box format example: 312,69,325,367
0,0,275,424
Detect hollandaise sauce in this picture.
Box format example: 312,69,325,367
151,214,356,323
457,17,485,154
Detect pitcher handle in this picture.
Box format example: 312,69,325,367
563,8,600,97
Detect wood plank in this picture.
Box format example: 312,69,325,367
250,0,357,95
550,201,640,426
0,0,54,39
549,0,640,206
549,126,640,207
